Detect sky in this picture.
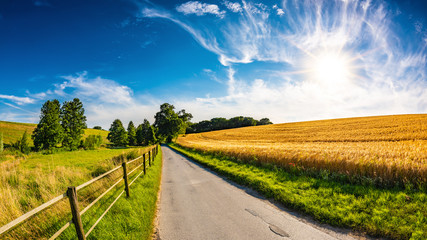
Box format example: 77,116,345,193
0,0,426,129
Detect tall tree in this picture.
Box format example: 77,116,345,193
32,99,64,151
0,132,3,152
20,131,30,154
178,109,193,134
154,103,190,143
61,98,87,150
136,119,157,145
127,121,136,146
107,119,128,146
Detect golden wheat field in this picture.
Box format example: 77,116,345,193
177,114,427,187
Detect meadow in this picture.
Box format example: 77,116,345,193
0,146,160,239
177,114,427,189
0,120,109,148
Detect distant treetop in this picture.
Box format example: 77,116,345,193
187,116,272,134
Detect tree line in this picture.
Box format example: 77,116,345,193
0,99,273,154
186,116,272,133
107,103,193,146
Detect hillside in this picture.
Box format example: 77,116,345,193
177,114,427,187
0,121,109,146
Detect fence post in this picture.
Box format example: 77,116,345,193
122,161,130,198
143,153,146,175
148,151,151,167
67,187,86,240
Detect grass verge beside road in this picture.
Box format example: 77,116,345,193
170,143,427,240
60,148,162,239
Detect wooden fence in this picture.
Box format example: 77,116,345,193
0,145,160,240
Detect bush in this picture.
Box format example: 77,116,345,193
83,135,103,150
10,131,30,154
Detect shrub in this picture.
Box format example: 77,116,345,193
83,135,103,150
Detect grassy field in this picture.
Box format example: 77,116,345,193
177,114,427,189
170,144,427,240
60,148,162,240
0,120,109,147
0,146,158,239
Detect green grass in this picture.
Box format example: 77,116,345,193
58,148,162,240
0,120,109,147
0,147,154,239
170,143,427,240
21,148,136,172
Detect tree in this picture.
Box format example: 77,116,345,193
178,109,193,135
107,119,128,146
93,126,102,130
154,103,191,143
127,121,136,146
20,131,30,154
0,132,3,152
258,118,273,125
32,99,64,151
136,119,157,146
61,98,87,150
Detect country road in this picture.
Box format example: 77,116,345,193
157,146,357,240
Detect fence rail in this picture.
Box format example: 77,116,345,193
0,145,160,240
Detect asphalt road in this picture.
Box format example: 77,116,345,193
157,146,357,240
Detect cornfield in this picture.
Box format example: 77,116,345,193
177,114,427,188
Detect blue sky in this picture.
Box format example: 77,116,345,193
0,0,426,128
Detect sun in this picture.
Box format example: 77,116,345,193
311,52,351,85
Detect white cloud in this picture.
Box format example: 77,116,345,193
273,4,284,16
57,72,133,104
176,1,226,18
224,1,242,13
25,72,161,129
142,0,427,122
0,94,35,105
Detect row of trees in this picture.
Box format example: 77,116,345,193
32,98,87,151
107,103,193,146
186,116,272,133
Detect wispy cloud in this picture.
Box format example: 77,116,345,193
176,1,226,18
55,72,134,104
0,94,35,105
25,72,160,128
272,4,284,16
142,0,427,122
224,1,242,13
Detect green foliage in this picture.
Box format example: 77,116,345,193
257,118,273,125
0,132,3,152
170,144,427,240
187,116,273,133
32,99,64,151
136,119,157,146
107,119,128,146
93,126,102,130
127,121,137,146
154,103,192,143
19,131,30,154
61,98,87,150
83,135,103,150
